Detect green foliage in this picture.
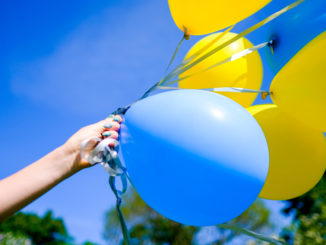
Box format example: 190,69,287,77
211,200,272,245
129,216,198,245
0,211,71,245
103,186,272,244
282,173,326,244
82,242,98,245
0,232,31,245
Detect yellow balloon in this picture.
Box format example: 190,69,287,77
179,32,263,107
168,0,270,35
270,32,326,132
248,104,326,200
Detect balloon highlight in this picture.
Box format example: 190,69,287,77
121,90,269,225
179,32,263,107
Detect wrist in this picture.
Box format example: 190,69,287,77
50,144,81,180
62,143,85,173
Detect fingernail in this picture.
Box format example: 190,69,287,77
104,123,113,129
102,131,112,137
113,116,121,122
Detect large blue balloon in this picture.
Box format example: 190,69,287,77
120,90,269,226
265,0,326,73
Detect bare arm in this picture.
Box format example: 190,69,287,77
0,115,122,222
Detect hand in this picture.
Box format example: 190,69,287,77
63,115,123,172
0,114,123,221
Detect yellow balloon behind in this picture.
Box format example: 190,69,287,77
179,32,263,107
270,32,326,132
168,0,270,35
248,104,326,200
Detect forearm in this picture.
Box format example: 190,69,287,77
0,116,121,222
0,144,78,222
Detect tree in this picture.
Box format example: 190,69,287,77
0,211,71,245
0,211,100,245
281,173,326,244
103,186,273,244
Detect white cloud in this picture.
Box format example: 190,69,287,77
11,1,180,116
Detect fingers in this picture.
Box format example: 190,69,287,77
100,115,122,126
109,114,122,123
103,121,120,131
102,114,123,147
102,130,119,139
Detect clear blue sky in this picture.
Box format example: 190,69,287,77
1,0,295,244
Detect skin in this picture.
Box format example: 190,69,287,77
0,115,122,222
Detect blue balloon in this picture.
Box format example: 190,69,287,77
120,90,269,226
265,0,326,73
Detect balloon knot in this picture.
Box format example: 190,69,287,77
267,40,274,48
183,26,190,40
267,40,275,55
261,92,270,100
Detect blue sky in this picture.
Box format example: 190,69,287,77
0,0,297,243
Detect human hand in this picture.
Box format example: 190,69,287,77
62,115,123,172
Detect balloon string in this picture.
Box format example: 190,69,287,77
165,34,186,73
109,175,131,245
162,41,271,87
157,86,267,93
139,26,234,100
158,0,305,87
217,224,289,245
81,122,131,244
116,0,304,110
178,25,233,71
157,86,270,100
95,1,304,242
161,25,234,85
